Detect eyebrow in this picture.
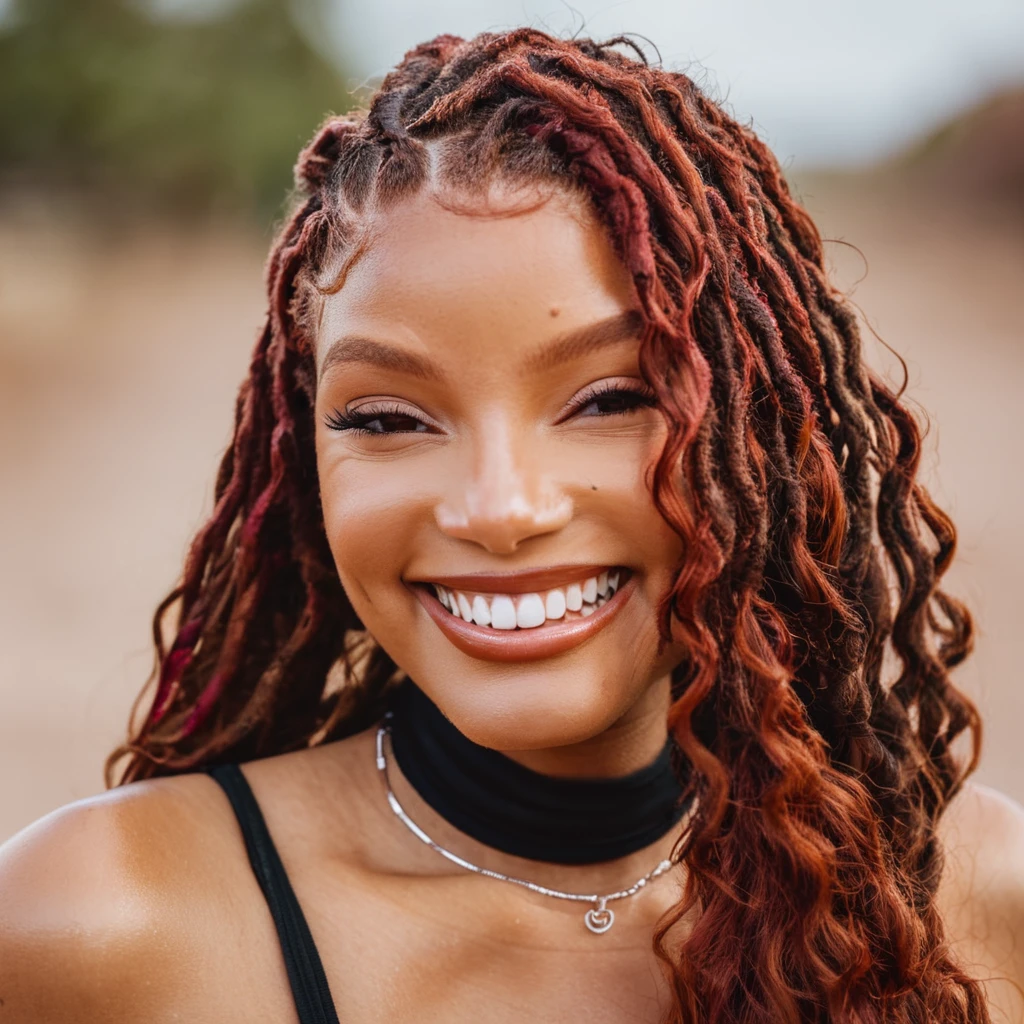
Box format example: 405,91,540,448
319,335,442,384
317,309,645,384
523,309,644,373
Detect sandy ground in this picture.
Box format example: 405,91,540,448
0,179,1021,844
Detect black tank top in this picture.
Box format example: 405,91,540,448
208,764,340,1024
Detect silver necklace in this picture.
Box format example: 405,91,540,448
375,721,678,934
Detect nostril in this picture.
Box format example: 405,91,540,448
434,490,574,554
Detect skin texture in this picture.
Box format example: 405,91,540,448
314,185,686,773
2,189,1024,1023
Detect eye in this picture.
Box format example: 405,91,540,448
567,379,658,419
324,380,658,436
324,402,434,435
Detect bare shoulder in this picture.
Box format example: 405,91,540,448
937,781,1024,1022
938,780,1024,911
0,770,290,1023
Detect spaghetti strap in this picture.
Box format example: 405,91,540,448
207,764,341,1024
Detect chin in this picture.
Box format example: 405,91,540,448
414,669,642,754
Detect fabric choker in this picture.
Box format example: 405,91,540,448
387,681,690,865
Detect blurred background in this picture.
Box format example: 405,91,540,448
0,0,1021,843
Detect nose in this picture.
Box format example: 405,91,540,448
434,417,573,555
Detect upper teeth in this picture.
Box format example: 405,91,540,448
432,571,621,630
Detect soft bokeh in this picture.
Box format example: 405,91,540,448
1,0,1021,843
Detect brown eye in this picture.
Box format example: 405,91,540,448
324,405,432,435
570,382,657,419
362,413,429,434
578,389,654,417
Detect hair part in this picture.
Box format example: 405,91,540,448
108,28,987,1022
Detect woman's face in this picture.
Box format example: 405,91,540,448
314,184,687,756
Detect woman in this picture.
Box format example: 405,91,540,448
1,29,1022,1023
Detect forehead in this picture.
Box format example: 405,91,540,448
316,187,637,367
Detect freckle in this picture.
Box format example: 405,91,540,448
549,306,560,317
591,484,598,491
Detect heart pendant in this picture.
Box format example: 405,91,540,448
584,905,615,934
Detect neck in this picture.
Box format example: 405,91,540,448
497,674,673,779
387,679,688,868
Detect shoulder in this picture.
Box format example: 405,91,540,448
0,735,381,1024
936,781,1024,1019
938,781,1024,912
0,771,278,1023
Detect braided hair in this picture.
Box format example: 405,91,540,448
108,30,988,1022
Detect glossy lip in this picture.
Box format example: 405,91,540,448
409,563,617,595
409,569,636,663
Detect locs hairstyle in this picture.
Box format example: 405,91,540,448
108,30,988,1023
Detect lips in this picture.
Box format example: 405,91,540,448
408,568,636,662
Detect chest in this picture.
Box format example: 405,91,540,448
195,867,677,1024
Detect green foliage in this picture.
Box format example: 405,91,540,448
0,0,353,220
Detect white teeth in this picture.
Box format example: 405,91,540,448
471,595,491,626
515,593,546,629
430,570,624,631
544,589,567,620
490,595,517,630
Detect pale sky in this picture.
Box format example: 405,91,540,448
7,0,1023,167
327,0,1024,167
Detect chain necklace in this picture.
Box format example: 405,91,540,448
376,720,678,934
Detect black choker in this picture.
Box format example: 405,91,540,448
387,681,689,865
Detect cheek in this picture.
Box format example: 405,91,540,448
572,426,685,565
315,427,690,745
316,423,685,642
315,445,430,606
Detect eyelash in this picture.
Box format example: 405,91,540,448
323,381,658,436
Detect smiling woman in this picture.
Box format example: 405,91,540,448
312,187,686,748
2,27,1024,1024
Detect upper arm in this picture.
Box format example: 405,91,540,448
937,782,1024,1022
0,781,216,1023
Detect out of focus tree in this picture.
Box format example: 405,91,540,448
0,0,353,220
895,86,1024,209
